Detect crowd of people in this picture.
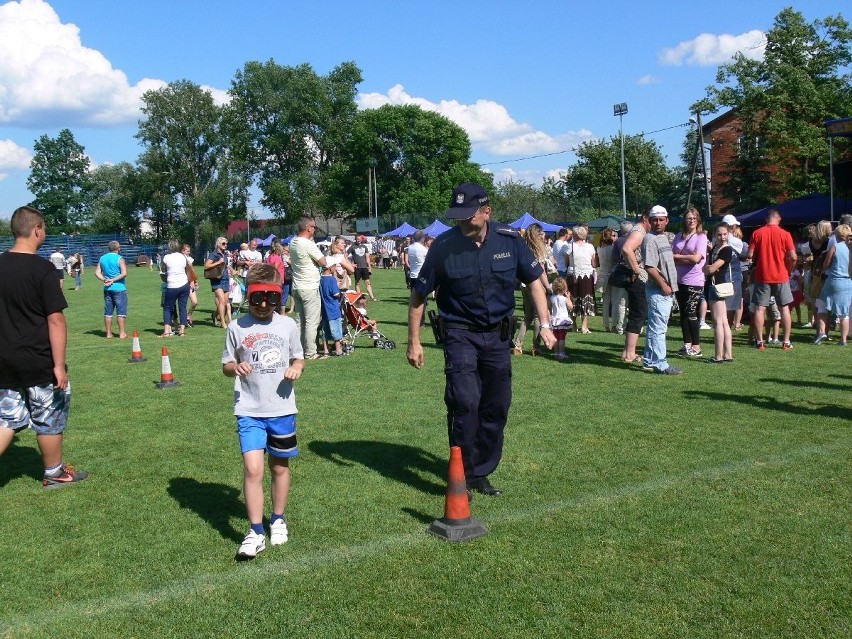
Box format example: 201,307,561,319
4,193,850,560
508,208,852,373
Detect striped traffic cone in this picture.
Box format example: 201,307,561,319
128,330,146,363
427,446,487,542
155,346,180,389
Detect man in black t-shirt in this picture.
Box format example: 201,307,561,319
347,235,378,301
0,206,89,489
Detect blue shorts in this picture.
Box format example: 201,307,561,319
212,281,230,293
0,383,71,435
104,289,128,317
236,414,298,458
322,317,344,341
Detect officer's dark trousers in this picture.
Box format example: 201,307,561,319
443,327,512,481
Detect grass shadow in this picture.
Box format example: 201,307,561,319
760,377,852,392
401,506,435,524
682,390,852,422
308,439,445,496
167,477,244,543
0,438,43,487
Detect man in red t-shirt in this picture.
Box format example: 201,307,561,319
746,209,797,349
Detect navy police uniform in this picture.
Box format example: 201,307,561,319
414,221,543,483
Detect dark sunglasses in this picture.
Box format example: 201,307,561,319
248,290,282,306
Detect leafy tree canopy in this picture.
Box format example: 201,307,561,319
559,134,677,216
136,80,248,240
323,104,491,224
228,60,363,218
695,8,852,209
27,128,90,232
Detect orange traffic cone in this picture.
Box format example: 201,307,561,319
155,346,180,389
127,330,146,363
427,446,487,542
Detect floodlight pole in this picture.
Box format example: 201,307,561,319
613,103,628,217
695,112,711,220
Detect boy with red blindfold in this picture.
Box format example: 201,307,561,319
222,263,304,559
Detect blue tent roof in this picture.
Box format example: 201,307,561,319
508,212,562,233
735,193,852,228
422,219,452,236
385,222,418,237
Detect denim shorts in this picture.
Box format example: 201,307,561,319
104,289,128,317
0,382,71,435
322,317,344,341
236,414,298,458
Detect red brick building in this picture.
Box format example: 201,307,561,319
700,110,788,215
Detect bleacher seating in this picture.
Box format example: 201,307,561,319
0,233,160,268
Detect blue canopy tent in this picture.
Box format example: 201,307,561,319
384,222,418,237
734,193,852,228
422,219,451,236
260,233,277,247
508,212,562,233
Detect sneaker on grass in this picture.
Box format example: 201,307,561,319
43,464,89,490
237,530,266,559
657,366,684,376
270,518,289,545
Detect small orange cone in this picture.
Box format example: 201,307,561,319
155,346,180,389
127,330,146,363
427,446,487,542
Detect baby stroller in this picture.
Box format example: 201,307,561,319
229,274,247,317
341,290,396,350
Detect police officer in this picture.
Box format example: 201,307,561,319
407,182,556,497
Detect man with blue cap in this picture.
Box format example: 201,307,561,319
407,182,555,497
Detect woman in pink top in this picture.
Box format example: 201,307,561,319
672,207,708,357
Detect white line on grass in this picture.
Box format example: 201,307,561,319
1,438,847,634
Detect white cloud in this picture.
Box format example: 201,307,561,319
357,84,591,157
0,138,31,179
0,0,166,126
659,30,766,66
201,85,231,107
487,166,570,187
637,75,661,85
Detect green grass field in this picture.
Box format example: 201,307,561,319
0,265,849,638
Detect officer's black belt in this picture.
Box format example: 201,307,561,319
444,321,501,333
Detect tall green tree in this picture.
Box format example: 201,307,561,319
490,179,540,222
324,104,491,226
27,128,90,231
227,60,363,218
86,162,143,234
559,135,677,216
136,80,248,241
696,8,852,210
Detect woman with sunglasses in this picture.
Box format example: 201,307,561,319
206,236,233,328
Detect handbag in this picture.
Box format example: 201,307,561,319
185,257,198,283
610,261,635,288
712,259,734,299
204,262,225,280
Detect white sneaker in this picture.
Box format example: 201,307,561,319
699,322,712,330
270,518,289,545
237,530,266,559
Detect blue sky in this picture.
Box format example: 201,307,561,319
0,0,844,219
